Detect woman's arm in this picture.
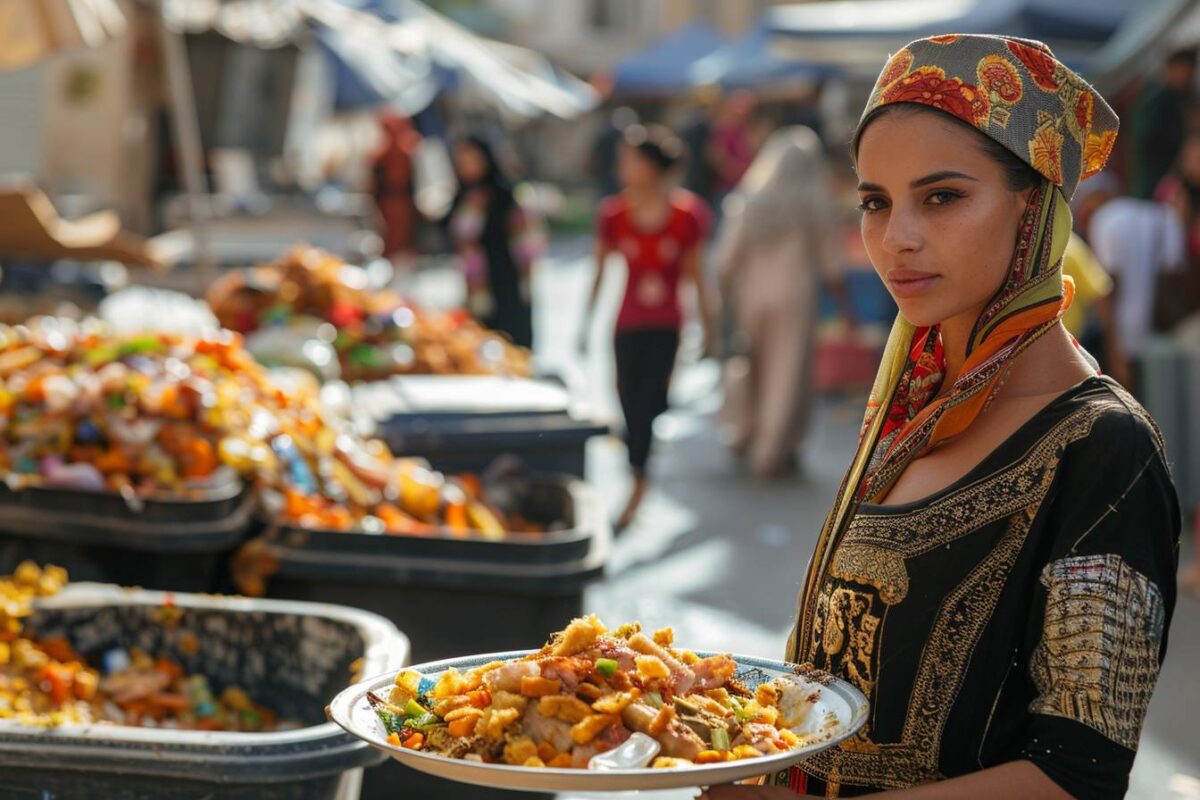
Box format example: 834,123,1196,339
682,243,717,357
703,760,1072,800
580,241,612,352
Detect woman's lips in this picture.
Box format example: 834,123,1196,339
886,269,940,298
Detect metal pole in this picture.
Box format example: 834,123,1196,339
158,12,217,289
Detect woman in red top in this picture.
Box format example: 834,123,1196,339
582,124,715,529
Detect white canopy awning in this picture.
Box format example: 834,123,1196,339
0,0,127,71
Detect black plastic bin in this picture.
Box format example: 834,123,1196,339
0,582,407,800
354,376,608,478
0,481,256,592
249,482,609,800
262,476,597,567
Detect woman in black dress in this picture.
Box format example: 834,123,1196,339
707,35,1180,800
444,136,540,348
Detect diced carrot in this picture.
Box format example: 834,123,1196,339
386,732,402,747
38,663,71,705
448,714,480,738
536,742,558,763
149,693,191,712
401,732,424,750
547,753,573,768
154,658,184,682
466,689,491,708
36,638,77,662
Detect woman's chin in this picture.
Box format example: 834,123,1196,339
894,299,946,329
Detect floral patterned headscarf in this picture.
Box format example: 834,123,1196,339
789,34,1119,662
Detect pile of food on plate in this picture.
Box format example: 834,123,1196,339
0,562,296,731
0,316,535,538
369,616,840,769
206,247,533,382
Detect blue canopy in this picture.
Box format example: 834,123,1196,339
690,24,841,88
611,22,728,93
767,0,1127,44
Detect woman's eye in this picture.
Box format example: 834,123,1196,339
858,196,887,212
926,190,962,206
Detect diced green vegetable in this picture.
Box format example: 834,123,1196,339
645,692,664,709
730,698,754,723
403,698,429,718
710,727,731,751
595,658,619,678
407,712,441,730
376,708,406,734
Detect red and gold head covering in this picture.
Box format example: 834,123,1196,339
788,35,1118,663
864,34,1117,200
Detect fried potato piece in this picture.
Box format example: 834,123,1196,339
538,695,593,724
636,655,671,683
503,736,539,766
519,676,563,698
570,713,619,745
551,615,607,657
490,690,529,714
592,690,639,715
476,707,522,739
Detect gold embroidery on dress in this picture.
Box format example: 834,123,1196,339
792,391,1156,791
1029,553,1164,749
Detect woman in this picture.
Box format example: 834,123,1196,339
716,126,854,478
583,124,716,529
707,35,1179,799
443,136,541,348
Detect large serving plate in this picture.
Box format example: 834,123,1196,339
327,649,868,792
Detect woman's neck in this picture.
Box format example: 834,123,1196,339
937,311,977,388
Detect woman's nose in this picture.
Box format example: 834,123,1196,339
881,208,922,255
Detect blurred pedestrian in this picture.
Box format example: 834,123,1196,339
1129,47,1196,199
680,87,720,202
581,124,715,529
1060,230,1131,387
442,136,542,348
708,90,758,203
370,113,422,263
715,127,851,478
1153,130,1200,326
1076,178,1186,388
589,106,638,201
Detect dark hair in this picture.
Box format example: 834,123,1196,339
1167,48,1198,69
450,134,516,220
852,103,1040,192
622,124,687,173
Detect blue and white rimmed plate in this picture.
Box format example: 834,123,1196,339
327,650,868,792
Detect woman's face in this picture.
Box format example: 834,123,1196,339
618,144,662,191
455,143,490,183
856,110,1030,329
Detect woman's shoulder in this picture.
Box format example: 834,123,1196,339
1058,377,1167,463
596,194,627,225
669,189,712,231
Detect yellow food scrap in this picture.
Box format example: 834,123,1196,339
522,756,546,768
538,695,593,724
652,757,693,769
652,627,674,647
592,690,639,715
551,615,607,657
779,729,801,748
519,676,562,698
732,745,762,760
679,650,701,666
503,736,539,766
570,713,619,745
490,690,528,714
432,668,469,700
755,683,780,708
635,655,670,683
705,688,732,707
476,707,521,739
694,750,728,764
442,705,481,723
